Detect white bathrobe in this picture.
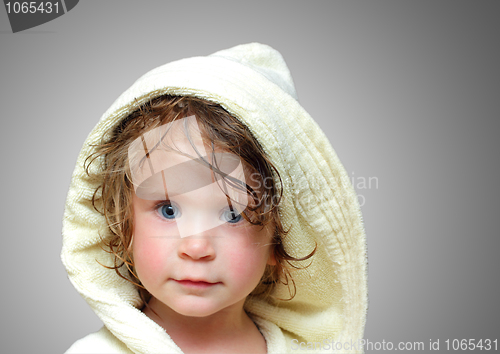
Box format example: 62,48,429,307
62,43,367,354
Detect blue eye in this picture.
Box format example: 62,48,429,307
159,202,180,220
221,207,242,224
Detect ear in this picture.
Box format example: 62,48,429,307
267,250,277,266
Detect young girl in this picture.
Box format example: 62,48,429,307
62,43,367,353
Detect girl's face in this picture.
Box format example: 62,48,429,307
130,119,274,318
132,191,274,318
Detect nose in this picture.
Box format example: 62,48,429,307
177,235,216,261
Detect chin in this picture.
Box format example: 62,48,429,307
171,299,222,318
178,309,217,318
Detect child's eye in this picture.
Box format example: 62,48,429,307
220,207,242,224
158,201,181,220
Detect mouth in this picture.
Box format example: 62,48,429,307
173,279,220,289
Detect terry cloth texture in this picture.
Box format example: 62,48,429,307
62,42,367,353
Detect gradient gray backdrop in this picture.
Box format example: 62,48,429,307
1,1,499,353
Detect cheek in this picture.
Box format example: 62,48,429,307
224,238,270,283
134,238,165,275
132,221,171,283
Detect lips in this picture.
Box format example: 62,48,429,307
173,279,220,289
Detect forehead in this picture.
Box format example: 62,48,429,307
128,115,249,201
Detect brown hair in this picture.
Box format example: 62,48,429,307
86,95,315,302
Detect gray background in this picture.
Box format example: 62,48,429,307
1,1,499,353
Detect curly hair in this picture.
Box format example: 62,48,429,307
85,95,315,303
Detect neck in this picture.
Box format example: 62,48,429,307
144,297,257,348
